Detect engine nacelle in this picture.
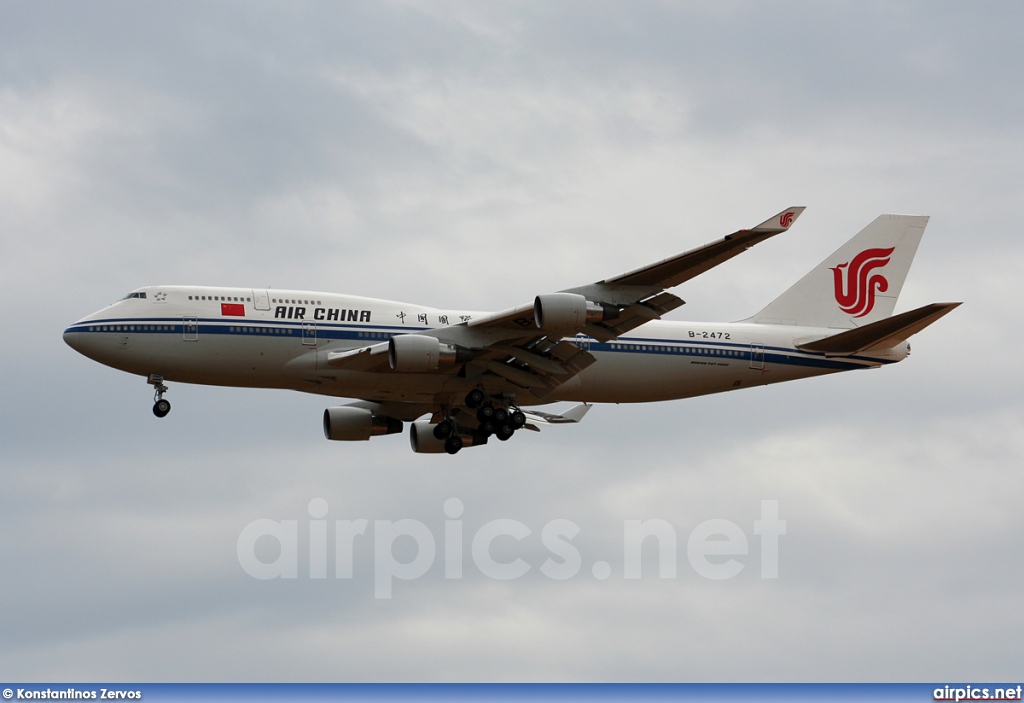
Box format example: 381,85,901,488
388,334,462,372
534,293,613,334
409,422,486,453
409,421,448,453
323,406,403,441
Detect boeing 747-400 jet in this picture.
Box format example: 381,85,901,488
64,208,959,454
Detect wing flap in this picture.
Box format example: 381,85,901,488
547,339,597,372
483,340,597,392
490,344,571,375
484,360,553,390
585,292,687,341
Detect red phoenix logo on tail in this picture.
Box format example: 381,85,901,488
780,211,794,228
831,247,895,317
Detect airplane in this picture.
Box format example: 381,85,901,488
63,208,960,454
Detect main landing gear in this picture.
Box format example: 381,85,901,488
435,389,528,454
148,374,171,418
429,415,464,454
467,390,527,440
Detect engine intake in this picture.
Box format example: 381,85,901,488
388,334,465,372
409,421,448,453
323,406,403,441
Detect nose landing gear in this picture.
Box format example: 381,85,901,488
149,374,171,418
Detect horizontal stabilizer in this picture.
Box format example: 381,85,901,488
796,302,961,355
522,404,592,430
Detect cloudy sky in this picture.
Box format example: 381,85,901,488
2,0,1022,682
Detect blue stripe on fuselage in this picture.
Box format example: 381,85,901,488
63,317,888,373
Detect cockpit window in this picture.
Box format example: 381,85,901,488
122,292,148,300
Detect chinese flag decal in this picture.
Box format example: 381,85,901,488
221,303,245,317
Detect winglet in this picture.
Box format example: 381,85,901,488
751,207,806,233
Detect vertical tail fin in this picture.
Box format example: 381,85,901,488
748,214,928,329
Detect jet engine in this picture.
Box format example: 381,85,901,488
533,293,616,334
388,334,465,372
408,421,448,453
409,421,486,454
323,406,403,441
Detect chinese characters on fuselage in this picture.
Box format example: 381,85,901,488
274,306,472,326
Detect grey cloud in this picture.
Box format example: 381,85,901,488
1,0,1020,682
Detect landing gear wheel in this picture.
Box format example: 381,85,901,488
496,424,515,441
510,410,527,428
465,389,486,409
444,436,464,455
148,374,170,418
476,404,495,423
433,419,455,440
493,407,508,423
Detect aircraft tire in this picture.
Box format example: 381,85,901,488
465,389,486,409
433,420,454,440
153,399,171,418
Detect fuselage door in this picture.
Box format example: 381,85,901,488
183,316,199,342
302,322,316,346
749,343,765,370
253,289,271,311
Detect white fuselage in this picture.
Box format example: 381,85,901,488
63,286,906,408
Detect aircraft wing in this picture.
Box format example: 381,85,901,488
327,207,804,397
325,340,390,371
461,206,805,342
325,329,597,398
567,206,806,300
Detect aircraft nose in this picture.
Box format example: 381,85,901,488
64,318,128,369
63,318,104,358
63,324,86,353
